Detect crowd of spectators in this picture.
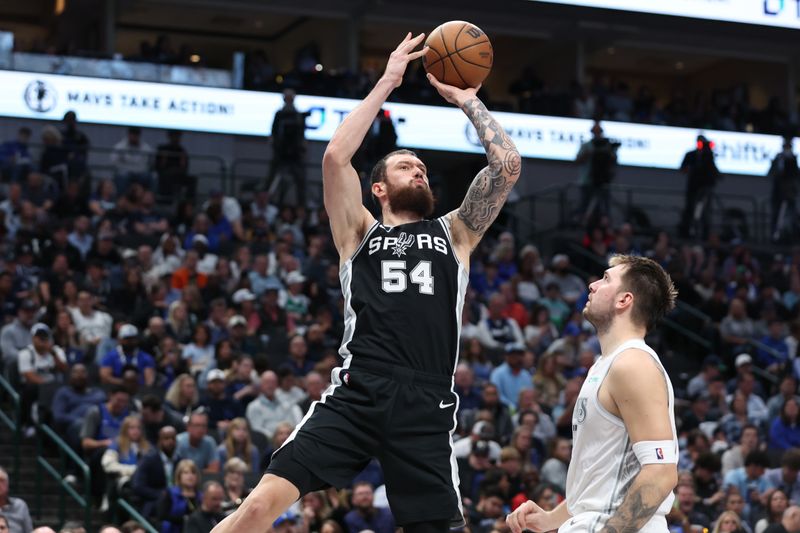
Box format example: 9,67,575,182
3,110,800,533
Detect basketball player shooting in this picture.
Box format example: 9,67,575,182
212,32,521,533
507,255,679,533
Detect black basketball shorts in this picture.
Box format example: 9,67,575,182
267,360,465,528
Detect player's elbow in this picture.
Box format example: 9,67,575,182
322,145,348,170
642,463,678,496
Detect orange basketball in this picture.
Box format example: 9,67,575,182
422,21,493,90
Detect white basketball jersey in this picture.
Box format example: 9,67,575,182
564,339,678,530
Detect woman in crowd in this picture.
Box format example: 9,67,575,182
221,457,251,516
524,306,559,356
769,398,800,450
167,300,194,344
301,491,333,533
755,489,788,533
216,417,260,473
158,459,201,533
164,374,200,424
182,324,215,376
712,510,745,533
531,353,566,410
102,414,150,500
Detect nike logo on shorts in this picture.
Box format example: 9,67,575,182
439,401,455,409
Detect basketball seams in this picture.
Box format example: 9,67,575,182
425,40,491,72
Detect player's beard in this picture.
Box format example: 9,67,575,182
582,300,613,336
385,180,435,218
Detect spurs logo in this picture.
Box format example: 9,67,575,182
392,232,415,257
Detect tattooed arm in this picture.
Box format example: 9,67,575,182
426,74,522,261
599,350,678,533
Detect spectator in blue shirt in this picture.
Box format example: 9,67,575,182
490,343,533,410
722,450,771,523
758,319,790,373
0,127,31,182
769,397,800,451
51,363,106,447
175,411,220,473
344,481,395,533
99,324,156,386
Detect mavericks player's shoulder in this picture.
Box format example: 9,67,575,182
608,348,665,388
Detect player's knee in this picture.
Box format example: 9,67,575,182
403,519,450,533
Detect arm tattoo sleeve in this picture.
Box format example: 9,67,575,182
457,98,522,235
599,480,663,533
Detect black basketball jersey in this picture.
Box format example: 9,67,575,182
339,217,468,376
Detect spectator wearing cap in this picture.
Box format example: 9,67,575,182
707,375,730,421
344,481,394,533
226,314,262,356
110,126,155,193
51,364,106,446
490,343,533,410
191,233,219,275
681,393,713,435
99,324,156,386
281,271,310,326
457,439,494,505
0,299,36,375
17,323,67,431
175,410,219,473
688,355,724,398
69,290,113,350
249,254,283,298
272,511,300,533
453,421,502,462
728,354,766,397
477,293,524,354
245,370,302,439
231,289,258,336
184,480,225,533
200,369,241,431
171,250,208,290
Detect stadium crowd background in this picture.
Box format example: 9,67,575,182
1,1,800,533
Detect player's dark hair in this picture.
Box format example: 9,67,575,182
609,254,678,332
744,450,769,468
369,149,418,186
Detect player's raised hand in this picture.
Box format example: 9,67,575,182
381,32,428,88
426,73,479,107
506,500,551,533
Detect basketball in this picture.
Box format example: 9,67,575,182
423,21,493,90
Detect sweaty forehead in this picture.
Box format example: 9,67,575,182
389,155,426,171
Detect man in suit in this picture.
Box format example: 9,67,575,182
131,426,177,518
